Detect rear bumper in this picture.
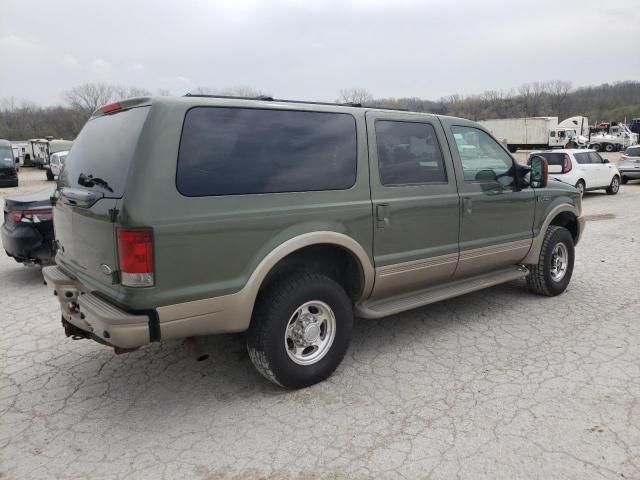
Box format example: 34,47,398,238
0,177,18,187
1,222,54,263
619,169,640,179
42,265,152,349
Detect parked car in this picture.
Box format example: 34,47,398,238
528,149,621,196
43,96,585,389
2,186,56,265
0,139,19,187
47,150,68,180
618,146,640,184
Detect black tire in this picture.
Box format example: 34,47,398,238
527,226,575,297
46,169,54,181
621,176,629,185
591,143,601,152
604,143,615,153
566,142,577,149
606,175,620,195
247,272,353,389
575,180,585,196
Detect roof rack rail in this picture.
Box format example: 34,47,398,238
182,93,408,112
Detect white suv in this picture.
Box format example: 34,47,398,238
528,149,620,196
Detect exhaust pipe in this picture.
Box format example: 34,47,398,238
183,337,209,362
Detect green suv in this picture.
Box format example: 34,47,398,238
43,96,585,388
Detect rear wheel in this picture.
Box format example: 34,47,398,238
604,143,615,152
527,226,575,297
575,180,585,196
46,169,54,181
591,143,601,152
606,175,620,195
247,272,353,389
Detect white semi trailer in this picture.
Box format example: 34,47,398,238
479,116,589,153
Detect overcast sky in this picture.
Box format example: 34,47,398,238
1,0,639,106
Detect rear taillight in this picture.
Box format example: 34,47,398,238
9,209,53,223
563,154,572,173
100,102,122,114
117,228,154,287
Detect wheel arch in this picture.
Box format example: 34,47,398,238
522,205,582,265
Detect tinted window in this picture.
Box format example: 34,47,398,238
177,108,357,196
451,126,514,185
375,121,447,186
574,152,591,164
530,152,565,166
59,107,150,197
0,146,14,168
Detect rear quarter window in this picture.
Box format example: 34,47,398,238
176,107,357,196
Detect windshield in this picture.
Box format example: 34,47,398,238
58,107,149,197
0,146,14,168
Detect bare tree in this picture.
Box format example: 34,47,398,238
338,88,374,105
545,80,573,118
189,85,268,97
63,83,118,114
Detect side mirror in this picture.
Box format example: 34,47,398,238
529,155,548,188
603,159,610,164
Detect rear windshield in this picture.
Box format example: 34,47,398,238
625,146,640,157
58,107,149,197
530,152,564,166
177,107,357,196
0,146,14,168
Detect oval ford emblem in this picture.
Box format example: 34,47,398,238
100,264,113,275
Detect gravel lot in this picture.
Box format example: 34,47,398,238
1,164,639,479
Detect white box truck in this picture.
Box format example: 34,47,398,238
479,116,589,152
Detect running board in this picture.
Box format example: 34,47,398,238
356,266,529,319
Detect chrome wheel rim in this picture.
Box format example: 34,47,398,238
550,242,569,282
284,301,336,366
611,177,619,192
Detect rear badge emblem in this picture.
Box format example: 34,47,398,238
100,264,113,275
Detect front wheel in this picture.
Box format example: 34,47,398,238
527,226,575,296
591,143,601,152
247,272,353,389
606,175,620,195
46,169,54,181
575,180,585,196
604,143,615,153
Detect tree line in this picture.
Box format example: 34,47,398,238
1,80,639,141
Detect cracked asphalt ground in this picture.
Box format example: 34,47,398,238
1,168,639,479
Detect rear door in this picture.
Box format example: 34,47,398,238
573,151,600,187
55,104,150,289
440,119,535,279
366,112,459,299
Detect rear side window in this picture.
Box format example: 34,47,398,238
625,146,640,156
529,152,565,166
374,121,447,186
177,108,357,196
574,152,591,164
59,107,150,197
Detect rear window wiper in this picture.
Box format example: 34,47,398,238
78,173,114,193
